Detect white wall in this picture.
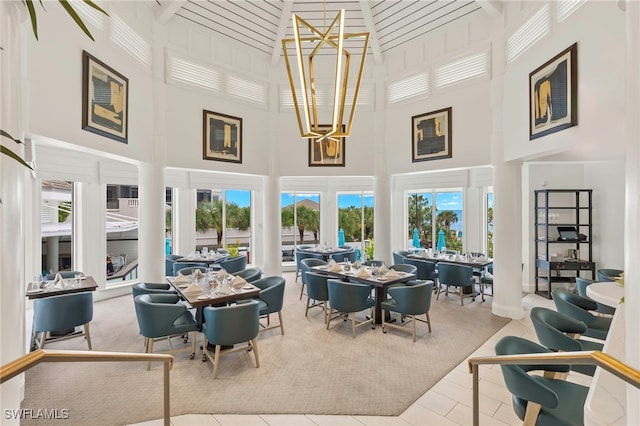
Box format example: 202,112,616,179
503,1,626,162
27,2,156,163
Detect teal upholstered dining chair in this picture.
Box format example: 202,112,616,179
219,255,248,274
575,277,616,315
392,250,411,266
33,292,93,350
165,254,182,276
326,279,376,338
495,335,589,426
332,249,357,263
235,267,262,283
133,293,198,369
132,282,177,298
294,246,313,282
389,263,417,275
436,262,477,305
551,288,612,341
364,260,385,267
251,276,286,335
597,268,623,282
172,262,207,276
480,263,494,301
530,307,603,376
202,300,260,379
381,281,433,342
304,271,330,323
300,257,327,300
402,257,438,286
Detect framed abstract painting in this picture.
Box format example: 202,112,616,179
529,43,578,140
308,125,345,167
411,107,452,162
82,51,129,143
203,110,243,164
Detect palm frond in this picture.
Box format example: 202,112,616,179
24,0,39,40
1,129,23,144
58,0,95,41
1,146,33,170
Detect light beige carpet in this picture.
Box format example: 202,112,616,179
21,273,509,425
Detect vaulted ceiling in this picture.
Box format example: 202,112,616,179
156,1,502,65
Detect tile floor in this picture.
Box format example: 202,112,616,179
129,293,592,426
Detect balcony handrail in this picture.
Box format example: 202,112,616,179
467,350,640,426
1,349,173,426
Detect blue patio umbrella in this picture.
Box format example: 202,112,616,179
412,227,421,248
338,228,345,247
436,229,446,252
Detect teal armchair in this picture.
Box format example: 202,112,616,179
381,281,433,342
220,255,247,274
436,262,477,305
33,292,93,350
251,276,286,335
530,307,603,376
575,277,616,315
326,279,375,338
202,300,260,379
235,267,262,283
495,336,589,426
551,289,612,341
300,258,327,300
133,293,198,369
173,262,207,276
304,272,330,323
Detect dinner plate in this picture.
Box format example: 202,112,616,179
197,295,211,300
28,289,45,293
178,284,189,289
242,285,253,290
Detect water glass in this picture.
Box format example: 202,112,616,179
74,273,82,287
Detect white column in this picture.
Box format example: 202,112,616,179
492,162,524,319
489,16,523,319
138,162,165,283
0,4,27,418
263,175,281,277
624,0,640,422
173,187,195,256
374,175,392,264
74,182,106,285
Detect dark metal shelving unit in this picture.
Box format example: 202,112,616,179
534,189,595,299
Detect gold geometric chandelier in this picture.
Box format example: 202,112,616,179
282,9,369,143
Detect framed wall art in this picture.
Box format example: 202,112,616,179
308,125,345,167
203,110,243,164
529,43,578,140
411,107,452,162
82,51,129,143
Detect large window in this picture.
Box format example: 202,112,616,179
195,188,252,259
106,184,139,283
407,189,463,252
41,180,74,275
281,192,321,262
337,192,374,260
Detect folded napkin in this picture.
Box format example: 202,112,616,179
328,258,337,266
378,264,389,275
385,269,401,278
357,268,370,278
231,275,248,288
216,269,229,279
183,282,202,295
211,252,223,260
455,255,463,261
329,263,343,273
193,269,204,279
52,273,66,289
352,261,361,269
174,273,190,284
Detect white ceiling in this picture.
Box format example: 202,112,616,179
155,1,502,64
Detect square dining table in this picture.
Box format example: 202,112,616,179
167,276,260,330
311,263,417,324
